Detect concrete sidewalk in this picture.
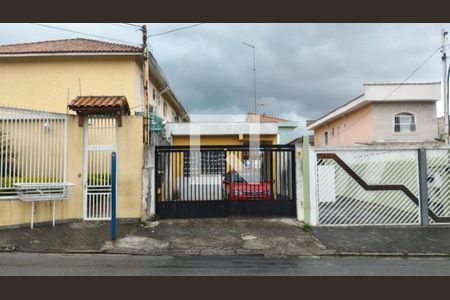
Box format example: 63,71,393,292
312,226,450,256
3,219,449,257
0,218,332,257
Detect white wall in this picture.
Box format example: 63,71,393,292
372,102,438,143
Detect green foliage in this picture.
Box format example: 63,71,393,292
0,125,16,176
0,176,59,188
86,174,111,186
302,223,312,233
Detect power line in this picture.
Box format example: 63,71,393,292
322,46,442,143
382,46,441,100
31,23,140,46
107,23,140,30
123,23,142,29
149,23,204,37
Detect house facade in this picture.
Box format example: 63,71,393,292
307,82,441,147
246,112,299,144
0,38,188,227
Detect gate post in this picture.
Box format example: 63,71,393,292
111,151,117,240
418,148,429,226
302,136,310,224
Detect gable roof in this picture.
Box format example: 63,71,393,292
68,96,131,115
0,38,142,56
307,82,441,130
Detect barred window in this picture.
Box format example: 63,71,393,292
184,151,225,176
394,113,416,133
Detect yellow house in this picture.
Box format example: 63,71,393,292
0,38,188,228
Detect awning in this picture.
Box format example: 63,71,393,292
68,96,131,126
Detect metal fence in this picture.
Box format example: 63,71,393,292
314,148,421,226
426,149,450,223
155,145,296,218
0,106,68,199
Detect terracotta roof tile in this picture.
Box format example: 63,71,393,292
0,38,141,55
68,96,130,115
247,112,291,123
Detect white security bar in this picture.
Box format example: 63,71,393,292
0,106,68,199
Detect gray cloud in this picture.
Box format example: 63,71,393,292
1,23,449,136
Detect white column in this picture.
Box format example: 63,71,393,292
309,147,318,226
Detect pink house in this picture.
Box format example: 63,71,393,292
307,82,442,147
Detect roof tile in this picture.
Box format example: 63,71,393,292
247,112,291,123
68,96,130,115
0,38,141,55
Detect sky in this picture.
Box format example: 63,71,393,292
1,23,449,136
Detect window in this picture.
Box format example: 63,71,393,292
331,128,335,136
184,151,226,176
394,112,416,133
152,88,156,100
324,131,329,146
163,102,167,117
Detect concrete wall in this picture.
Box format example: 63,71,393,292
172,134,278,146
278,127,295,144
0,115,143,227
0,55,183,122
314,104,374,147
372,102,438,142
0,56,143,114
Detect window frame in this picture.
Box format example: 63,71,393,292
393,112,417,134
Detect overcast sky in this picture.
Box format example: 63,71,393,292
1,23,449,135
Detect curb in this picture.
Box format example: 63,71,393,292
333,251,450,258
2,248,449,258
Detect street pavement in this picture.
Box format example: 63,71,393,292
1,253,450,275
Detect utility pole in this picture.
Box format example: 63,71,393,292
243,42,257,113
142,25,150,144
142,24,150,144
442,29,448,144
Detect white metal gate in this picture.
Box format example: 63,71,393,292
426,149,450,224
314,149,421,226
83,117,117,220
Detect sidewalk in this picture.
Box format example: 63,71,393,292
312,226,450,256
0,218,332,257
2,219,449,257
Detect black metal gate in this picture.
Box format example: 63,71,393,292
155,145,296,218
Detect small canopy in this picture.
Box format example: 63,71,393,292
68,96,131,126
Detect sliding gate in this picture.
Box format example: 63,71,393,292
314,148,450,226
155,145,296,218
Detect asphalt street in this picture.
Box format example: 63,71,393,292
1,253,450,275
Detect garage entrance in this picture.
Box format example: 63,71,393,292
155,145,296,218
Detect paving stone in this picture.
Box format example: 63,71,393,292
312,226,450,254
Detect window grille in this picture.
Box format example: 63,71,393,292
0,107,67,199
